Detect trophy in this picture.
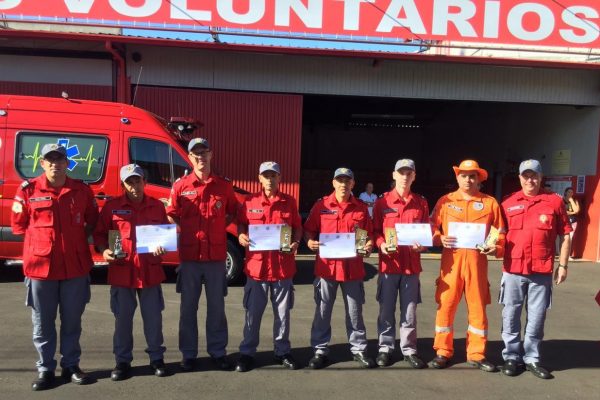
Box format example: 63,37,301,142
355,227,368,256
384,227,398,253
280,224,293,254
476,226,500,252
108,230,128,259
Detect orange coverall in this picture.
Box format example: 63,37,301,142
431,190,505,361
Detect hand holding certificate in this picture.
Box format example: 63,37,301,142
395,223,433,247
319,232,356,259
248,224,284,251
447,222,486,249
136,224,177,254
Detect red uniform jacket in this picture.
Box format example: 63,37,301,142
94,195,169,288
373,190,430,275
11,175,98,280
304,192,372,282
166,173,238,262
238,191,302,281
502,191,572,275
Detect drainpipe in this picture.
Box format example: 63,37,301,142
105,40,129,104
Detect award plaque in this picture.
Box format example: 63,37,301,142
280,224,293,254
476,226,500,252
384,227,398,253
108,230,128,259
355,227,368,256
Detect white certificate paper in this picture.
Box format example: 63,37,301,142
447,222,486,249
395,223,433,247
249,224,283,251
136,224,177,254
319,232,356,259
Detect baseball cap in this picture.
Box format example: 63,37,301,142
452,159,488,181
333,167,354,179
187,137,211,152
120,164,144,182
259,161,281,175
41,143,67,159
519,159,542,175
394,159,415,171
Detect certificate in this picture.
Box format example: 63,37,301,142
136,224,177,254
395,223,433,247
447,222,486,249
249,224,283,251
319,232,356,259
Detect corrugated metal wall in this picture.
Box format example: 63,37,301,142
129,45,600,106
134,86,302,201
0,81,113,101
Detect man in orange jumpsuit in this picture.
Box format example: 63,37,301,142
429,160,505,372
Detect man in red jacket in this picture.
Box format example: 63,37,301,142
499,159,571,379
235,161,303,372
166,137,239,371
94,164,170,381
11,143,98,391
304,167,375,369
372,159,429,369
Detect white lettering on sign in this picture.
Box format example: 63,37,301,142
170,0,211,21
432,0,477,37
275,0,323,29
507,2,554,41
560,6,599,44
217,0,265,25
0,0,22,10
376,0,426,35
339,0,374,31
109,0,161,18
483,0,500,38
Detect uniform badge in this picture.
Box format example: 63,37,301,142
473,202,484,211
12,201,23,213
216,200,222,209
539,214,548,223
448,204,463,212
181,191,197,197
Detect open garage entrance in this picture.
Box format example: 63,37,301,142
299,94,600,216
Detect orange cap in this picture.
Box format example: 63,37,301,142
452,159,488,181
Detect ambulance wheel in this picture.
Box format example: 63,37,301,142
226,238,244,283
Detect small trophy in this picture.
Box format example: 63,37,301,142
355,227,368,256
476,226,500,252
108,230,128,259
280,225,293,254
384,227,398,253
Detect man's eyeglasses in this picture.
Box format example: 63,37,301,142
189,150,211,159
44,156,67,163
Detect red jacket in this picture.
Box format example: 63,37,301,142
502,191,572,275
94,195,169,288
304,192,372,281
11,175,98,280
373,190,430,275
238,190,302,281
166,173,238,262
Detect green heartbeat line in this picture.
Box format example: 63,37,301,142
24,143,99,176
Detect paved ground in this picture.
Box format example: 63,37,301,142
0,256,599,400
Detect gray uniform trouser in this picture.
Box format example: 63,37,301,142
177,261,228,359
110,285,166,363
499,272,552,364
311,278,367,355
376,273,421,355
239,278,294,357
25,275,90,372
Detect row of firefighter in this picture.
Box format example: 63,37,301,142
10,139,570,390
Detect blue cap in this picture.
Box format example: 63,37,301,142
259,161,281,175
394,159,415,171
41,143,67,159
120,164,144,182
333,167,354,179
519,159,542,175
187,137,211,152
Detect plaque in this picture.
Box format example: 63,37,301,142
476,226,500,252
355,227,368,256
384,227,398,253
108,230,128,259
280,224,293,254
